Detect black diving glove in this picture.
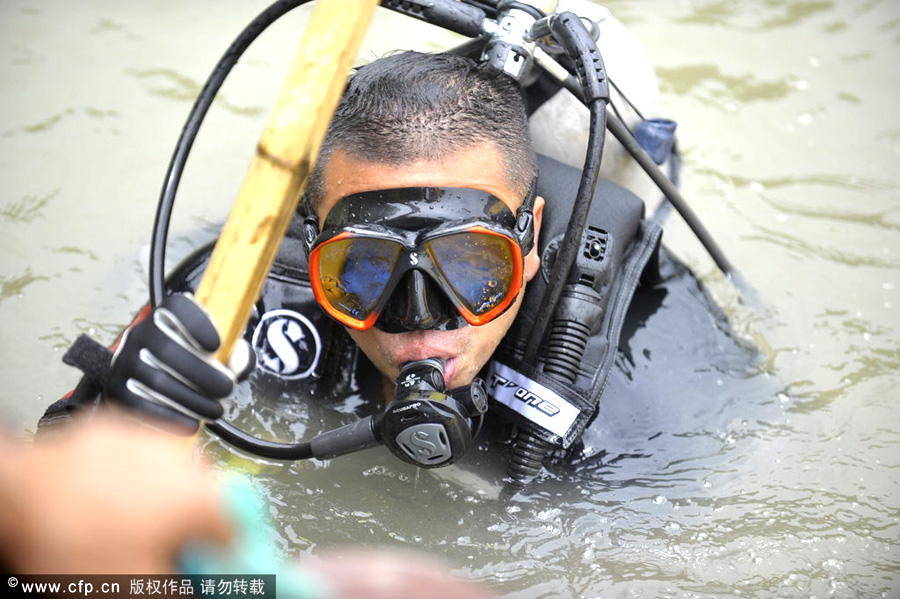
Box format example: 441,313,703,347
103,293,255,433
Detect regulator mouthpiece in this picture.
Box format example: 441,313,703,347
380,358,487,468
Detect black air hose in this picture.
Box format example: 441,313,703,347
507,12,611,488
507,434,550,484
507,283,605,486
543,309,592,381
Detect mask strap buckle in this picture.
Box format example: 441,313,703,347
298,194,320,255
515,176,538,254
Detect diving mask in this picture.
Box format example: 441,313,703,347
302,185,535,333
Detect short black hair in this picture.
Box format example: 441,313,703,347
305,51,537,210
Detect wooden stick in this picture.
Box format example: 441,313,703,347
195,0,379,362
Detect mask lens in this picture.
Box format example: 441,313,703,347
317,237,402,324
426,230,518,321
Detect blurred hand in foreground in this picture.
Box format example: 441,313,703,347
0,414,232,574
0,414,496,597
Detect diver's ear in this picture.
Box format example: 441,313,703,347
524,195,545,283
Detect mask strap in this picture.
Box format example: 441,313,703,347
521,175,538,211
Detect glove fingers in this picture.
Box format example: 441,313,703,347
160,293,220,353
103,292,253,430
129,358,225,421
148,316,234,398
114,383,202,435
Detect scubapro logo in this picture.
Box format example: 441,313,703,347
251,309,321,380
409,430,437,457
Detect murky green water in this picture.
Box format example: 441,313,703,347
1,1,898,597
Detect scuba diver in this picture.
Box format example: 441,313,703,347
39,1,757,488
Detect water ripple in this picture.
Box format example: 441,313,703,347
656,64,799,104
127,68,264,116
745,225,900,268
674,1,835,31
694,166,897,193
0,268,48,302
1,190,58,223
759,196,900,232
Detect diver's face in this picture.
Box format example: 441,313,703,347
316,143,544,393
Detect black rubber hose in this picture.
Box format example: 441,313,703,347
508,104,607,487
509,12,611,487
506,433,550,487
206,419,313,460
522,100,607,364
552,74,737,278
379,0,488,37
605,114,736,276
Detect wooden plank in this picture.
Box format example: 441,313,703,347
195,0,379,362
